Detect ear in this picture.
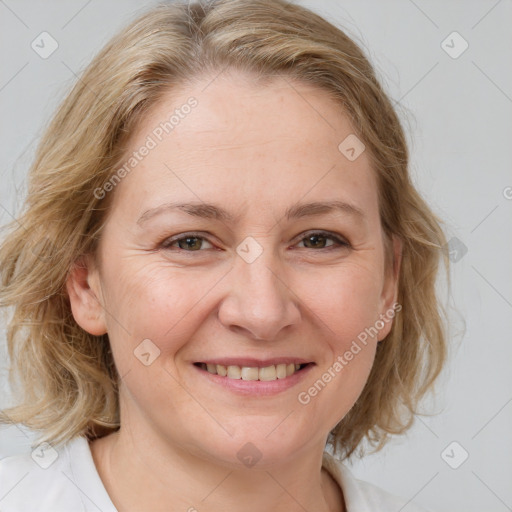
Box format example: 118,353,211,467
377,234,402,342
66,254,108,336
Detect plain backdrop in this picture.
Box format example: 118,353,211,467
0,1,511,511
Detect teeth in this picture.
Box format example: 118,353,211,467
227,365,241,379
241,367,259,381
276,364,287,379
259,365,276,381
203,363,305,380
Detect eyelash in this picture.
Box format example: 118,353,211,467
159,230,351,253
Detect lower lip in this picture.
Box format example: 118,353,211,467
193,363,315,396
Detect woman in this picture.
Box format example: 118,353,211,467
0,1,448,510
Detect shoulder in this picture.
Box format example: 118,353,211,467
0,435,114,512
322,452,437,512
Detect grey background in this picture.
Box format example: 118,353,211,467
1,1,511,511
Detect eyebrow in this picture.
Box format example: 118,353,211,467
137,199,365,226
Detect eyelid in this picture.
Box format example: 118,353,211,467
160,231,214,249
160,230,350,251
295,230,350,246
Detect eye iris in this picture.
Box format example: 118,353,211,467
179,237,202,250
304,234,327,249
170,233,338,251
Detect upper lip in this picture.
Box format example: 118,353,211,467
196,357,313,367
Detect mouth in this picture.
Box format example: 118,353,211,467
193,361,313,381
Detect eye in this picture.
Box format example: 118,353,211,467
295,231,350,250
161,233,214,251
159,230,350,253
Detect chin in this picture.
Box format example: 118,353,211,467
194,426,315,470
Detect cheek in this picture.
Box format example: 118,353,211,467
101,260,219,356
99,264,210,415
290,265,382,420
296,262,384,341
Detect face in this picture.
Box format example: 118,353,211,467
68,71,401,467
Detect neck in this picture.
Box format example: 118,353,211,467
90,427,344,512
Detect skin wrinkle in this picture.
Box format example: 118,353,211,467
67,72,401,512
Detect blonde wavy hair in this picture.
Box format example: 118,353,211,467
0,0,450,460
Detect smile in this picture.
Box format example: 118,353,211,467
194,362,310,381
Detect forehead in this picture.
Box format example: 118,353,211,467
110,72,379,223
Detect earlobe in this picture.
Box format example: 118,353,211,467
66,255,108,336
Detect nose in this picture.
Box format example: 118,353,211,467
217,250,301,341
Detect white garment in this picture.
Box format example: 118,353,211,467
0,435,434,512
